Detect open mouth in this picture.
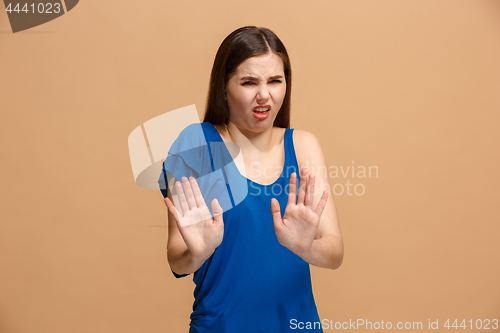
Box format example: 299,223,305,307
253,106,270,119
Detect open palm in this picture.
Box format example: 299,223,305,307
164,176,224,259
271,169,328,255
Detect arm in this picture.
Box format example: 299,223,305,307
165,181,204,276
165,176,224,276
293,130,344,269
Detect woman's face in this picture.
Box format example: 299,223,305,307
225,52,286,133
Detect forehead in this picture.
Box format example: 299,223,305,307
233,53,284,77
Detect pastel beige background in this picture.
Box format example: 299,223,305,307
1,0,499,332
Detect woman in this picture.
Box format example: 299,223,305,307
159,26,343,332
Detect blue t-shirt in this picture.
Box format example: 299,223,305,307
158,122,323,332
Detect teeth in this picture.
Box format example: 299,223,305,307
254,108,269,112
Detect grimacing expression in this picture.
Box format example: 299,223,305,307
225,52,286,132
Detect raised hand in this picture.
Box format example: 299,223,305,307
164,176,224,260
271,168,328,256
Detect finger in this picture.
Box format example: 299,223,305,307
297,168,308,205
175,180,189,216
287,172,297,206
211,198,224,225
190,176,206,208
164,197,180,222
304,173,315,208
314,190,329,217
271,198,283,227
182,176,197,210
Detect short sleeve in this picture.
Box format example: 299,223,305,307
157,123,235,218
158,123,212,197
171,270,189,279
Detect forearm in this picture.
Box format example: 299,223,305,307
167,244,210,276
296,235,344,269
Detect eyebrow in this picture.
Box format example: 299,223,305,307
240,75,283,81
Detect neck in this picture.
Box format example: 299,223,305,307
225,121,276,153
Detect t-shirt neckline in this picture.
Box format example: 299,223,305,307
207,122,287,187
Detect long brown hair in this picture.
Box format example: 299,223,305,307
203,26,291,128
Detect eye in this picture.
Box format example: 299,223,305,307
242,81,255,86
269,79,282,84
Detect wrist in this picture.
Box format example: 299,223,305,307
294,240,318,264
188,247,214,266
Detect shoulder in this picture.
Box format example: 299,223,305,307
169,122,208,153
177,122,206,139
291,129,326,169
292,129,322,151
292,129,319,144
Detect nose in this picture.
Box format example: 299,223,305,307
256,85,270,104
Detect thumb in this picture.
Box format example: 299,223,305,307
211,198,224,225
164,197,183,230
164,197,180,221
270,198,283,227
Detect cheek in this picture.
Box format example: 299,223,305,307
229,90,252,109
227,96,244,117
273,86,287,103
